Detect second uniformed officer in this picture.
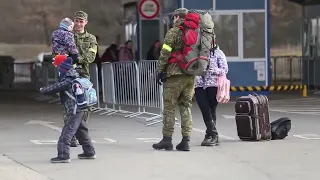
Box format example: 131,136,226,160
152,8,195,151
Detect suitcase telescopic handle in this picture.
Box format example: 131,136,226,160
250,92,259,96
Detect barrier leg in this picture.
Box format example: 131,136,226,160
90,106,105,113
146,117,178,126
125,110,143,118
146,115,162,122
48,99,60,103
146,119,163,126
99,105,118,116
100,109,118,116
36,96,54,101
92,108,105,113
302,85,308,97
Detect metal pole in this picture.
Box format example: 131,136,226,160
289,57,293,84
159,0,164,43
273,57,277,85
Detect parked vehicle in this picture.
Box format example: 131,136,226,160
31,52,57,86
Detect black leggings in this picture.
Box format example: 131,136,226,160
195,87,219,135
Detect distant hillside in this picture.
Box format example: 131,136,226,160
0,0,126,45
0,0,304,57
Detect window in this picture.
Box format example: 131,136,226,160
125,23,137,42
141,20,160,59
125,24,131,41
243,12,266,58
212,14,238,57
215,0,265,10
184,0,213,10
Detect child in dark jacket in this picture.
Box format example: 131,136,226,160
40,57,96,163
52,18,80,147
52,17,79,63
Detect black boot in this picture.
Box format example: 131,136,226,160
201,134,219,146
50,156,70,163
201,121,219,146
176,136,190,151
152,136,173,150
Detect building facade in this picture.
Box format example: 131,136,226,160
127,0,271,95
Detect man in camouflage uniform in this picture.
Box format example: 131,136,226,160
152,8,195,151
73,11,98,78
64,10,98,147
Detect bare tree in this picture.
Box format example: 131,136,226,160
0,0,126,44
20,0,69,46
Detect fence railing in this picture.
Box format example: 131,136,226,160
25,60,164,126
10,57,320,125
271,56,303,85
0,61,58,91
100,61,163,126
4,57,310,90
271,56,320,90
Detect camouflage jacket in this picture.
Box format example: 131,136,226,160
74,30,98,78
157,19,188,78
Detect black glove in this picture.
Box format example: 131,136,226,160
71,55,79,64
156,72,166,85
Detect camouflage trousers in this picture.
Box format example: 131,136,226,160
63,107,90,142
162,75,195,137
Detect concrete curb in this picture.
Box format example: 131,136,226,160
0,154,51,180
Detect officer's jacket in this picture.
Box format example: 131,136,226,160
157,19,188,78
74,30,98,78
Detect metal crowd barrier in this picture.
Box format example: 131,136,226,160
27,61,165,126
99,61,163,126
271,56,303,85
30,62,63,103
30,63,104,112
89,64,102,112
136,61,163,125
271,56,320,91
1,60,58,91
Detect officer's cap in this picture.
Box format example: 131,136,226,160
172,8,188,19
74,11,88,20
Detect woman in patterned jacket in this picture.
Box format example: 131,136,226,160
194,43,229,146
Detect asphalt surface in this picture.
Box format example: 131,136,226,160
0,91,320,180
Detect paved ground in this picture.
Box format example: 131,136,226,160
0,92,320,180
268,97,320,115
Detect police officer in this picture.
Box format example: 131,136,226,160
66,10,98,147
152,8,195,151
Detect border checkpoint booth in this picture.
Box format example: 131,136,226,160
125,0,271,96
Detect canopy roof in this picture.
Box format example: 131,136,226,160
288,0,320,6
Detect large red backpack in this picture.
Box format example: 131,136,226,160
168,12,214,76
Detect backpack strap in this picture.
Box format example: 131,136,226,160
168,25,186,64
64,91,76,101
64,90,78,114
178,25,185,31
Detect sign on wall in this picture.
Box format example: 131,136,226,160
139,0,160,19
